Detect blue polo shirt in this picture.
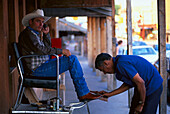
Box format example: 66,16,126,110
114,55,163,96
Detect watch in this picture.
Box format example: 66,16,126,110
138,101,144,105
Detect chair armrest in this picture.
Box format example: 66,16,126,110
17,54,59,81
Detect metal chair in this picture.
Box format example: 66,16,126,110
12,42,60,111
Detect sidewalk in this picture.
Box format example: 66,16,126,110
64,55,170,114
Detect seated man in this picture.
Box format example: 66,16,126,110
18,9,100,101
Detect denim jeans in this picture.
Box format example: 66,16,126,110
32,55,90,97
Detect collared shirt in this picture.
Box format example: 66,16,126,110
18,27,63,73
27,27,49,70
28,26,40,35
114,55,163,96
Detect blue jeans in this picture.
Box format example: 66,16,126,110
32,55,90,97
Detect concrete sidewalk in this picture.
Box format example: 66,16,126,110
64,55,170,114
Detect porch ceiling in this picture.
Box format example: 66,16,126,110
38,0,112,17
43,7,112,18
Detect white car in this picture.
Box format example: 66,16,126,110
153,44,170,58
121,46,158,64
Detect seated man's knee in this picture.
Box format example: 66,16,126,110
70,55,77,59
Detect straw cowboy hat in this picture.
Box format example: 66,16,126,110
22,9,51,26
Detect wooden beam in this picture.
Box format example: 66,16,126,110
158,0,167,113
39,0,111,8
43,8,111,18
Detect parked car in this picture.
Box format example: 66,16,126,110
132,41,147,46
121,46,158,64
153,43,170,58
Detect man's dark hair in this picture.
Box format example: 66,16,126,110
95,53,112,69
31,18,35,22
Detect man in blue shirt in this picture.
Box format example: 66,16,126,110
95,53,163,114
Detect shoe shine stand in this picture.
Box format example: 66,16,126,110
11,100,91,114
11,42,93,114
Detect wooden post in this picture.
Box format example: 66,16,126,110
26,0,37,14
100,18,107,53
19,0,26,32
111,0,117,90
96,17,101,76
92,17,97,71
126,0,133,108
87,17,93,68
47,17,58,38
8,0,20,50
0,0,9,113
157,0,167,113
100,17,107,82
106,16,114,90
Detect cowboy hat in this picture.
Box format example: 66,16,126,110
22,9,51,26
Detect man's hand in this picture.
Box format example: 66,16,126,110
134,104,144,114
62,49,71,57
42,26,49,35
102,92,112,98
90,90,108,95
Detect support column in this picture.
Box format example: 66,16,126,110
96,17,101,76
158,0,167,113
19,0,26,31
92,17,97,71
126,0,133,108
0,0,9,113
26,0,37,14
100,17,107,82
47,17,58,38
100,17,107,53
111,0,117,90
106,16,114,90
87,17,93,68
9,0,20,68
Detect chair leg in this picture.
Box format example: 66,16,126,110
86,102,90,114
13,84,25,110
18,87,25,105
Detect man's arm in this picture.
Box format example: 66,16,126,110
132,73,146,113
103,83,131,97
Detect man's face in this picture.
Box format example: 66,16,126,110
29,17,45,32
98,59,115,74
